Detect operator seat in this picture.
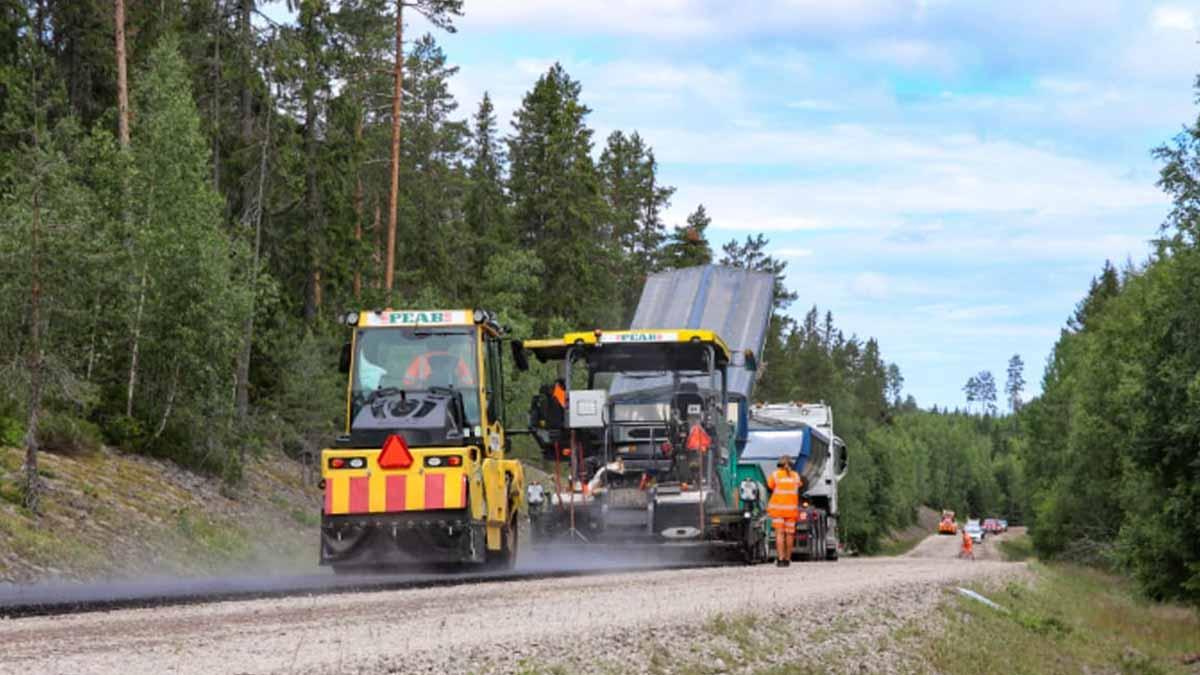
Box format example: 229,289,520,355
671,382,706,422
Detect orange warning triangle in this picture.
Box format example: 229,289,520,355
685,424,711,453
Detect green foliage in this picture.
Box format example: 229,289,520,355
507,63,620,329
35,412,102,456
661,204,714,269
0,417,23,447
840,409,1018,553
1020,227,1200,601
999,534,1034,562
102,415,145,450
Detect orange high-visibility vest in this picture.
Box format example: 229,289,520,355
766,468,801,521
403,352,474,387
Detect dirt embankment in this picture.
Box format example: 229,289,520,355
0,445,321,584
0,543,1026,675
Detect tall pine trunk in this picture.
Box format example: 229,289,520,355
24,162,44,515
373,199,382,289
302,98,318,321
209,0,223,191
235,110,269,421
115,0,129,147
384,1,402,293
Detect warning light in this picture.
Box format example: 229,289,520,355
448,456,462,466
330,458,345,469
378,434,413,469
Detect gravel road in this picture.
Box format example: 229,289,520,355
0,535,1024,675
906,526,1024,561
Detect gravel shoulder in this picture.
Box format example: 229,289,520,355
0,538,1025,675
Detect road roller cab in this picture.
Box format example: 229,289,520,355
320,309,524,571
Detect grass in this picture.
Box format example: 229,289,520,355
998,532,1035,562
875,529,928,557
0,443,321,582
922,562,1200,674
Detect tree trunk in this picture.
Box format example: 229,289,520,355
302,15,320,322
126,267,146,417
384,0,403,293
153,363,181,440
24,169,44,515
239,0,254,141
84,291,101,382
235,109,269,421
238,0,256,224
115,0,129,148
210,0,223,191
373,199,382,289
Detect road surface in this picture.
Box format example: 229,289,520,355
0,533,1025,674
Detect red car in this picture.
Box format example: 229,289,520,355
982,518,1004,534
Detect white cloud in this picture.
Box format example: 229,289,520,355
454,0,910,39
850,272,894,300
856,38,956,72
657,125,1165,241
1151,6,1197,31
775,247,815,258
786,99,840,111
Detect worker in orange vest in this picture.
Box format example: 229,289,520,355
960,528,975,561
402,350,474,387
767,455,802,567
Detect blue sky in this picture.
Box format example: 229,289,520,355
378,2,1198,408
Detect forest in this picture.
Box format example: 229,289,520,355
1,2,1196,603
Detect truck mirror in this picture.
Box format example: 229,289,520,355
743,349,758,371
510,340,530,372
338,342,352,374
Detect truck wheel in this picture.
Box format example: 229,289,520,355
826,548,838,561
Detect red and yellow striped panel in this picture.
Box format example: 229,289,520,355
324,469,467,515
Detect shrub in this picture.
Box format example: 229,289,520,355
0,417,24,447
102,414,145,450
36,412,102,456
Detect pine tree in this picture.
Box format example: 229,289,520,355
975,370,998,416
1068,260,1120,332
396,33,469,298
719,233,799,311
507,63,615,327
383,0,462,293
661,204,713,269
886,363,904,408
464,92,508,272
963,375,979,411
1005,354,1025,413
598,130,674,317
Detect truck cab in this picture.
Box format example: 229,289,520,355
319,309,524,571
